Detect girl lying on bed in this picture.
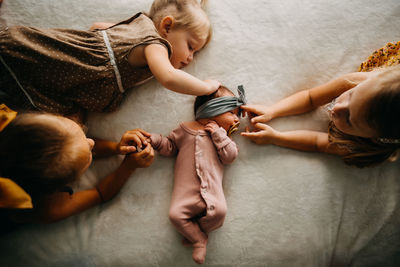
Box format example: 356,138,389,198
241,42,400,168
0,104,153,227
0,0,218,122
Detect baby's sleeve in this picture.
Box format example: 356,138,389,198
150,130,179,157
210,128,238,164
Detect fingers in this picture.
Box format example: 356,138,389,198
253,122,269,130
119,129,151,154
129,143,154,168
240,105,259,114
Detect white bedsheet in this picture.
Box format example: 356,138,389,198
1,0,400,266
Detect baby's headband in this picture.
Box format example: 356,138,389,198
0,104,33,209
195,85,247,120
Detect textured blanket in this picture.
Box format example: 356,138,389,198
1,0,400,266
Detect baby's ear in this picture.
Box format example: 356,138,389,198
387,150,399,162
159,16,175,36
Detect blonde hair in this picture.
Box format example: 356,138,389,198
328,65,400,167
148,0,212,46
0,113,82,197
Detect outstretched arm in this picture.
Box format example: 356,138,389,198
92,129,151,158
242,72,370,124
241,123,347,155
144,44,220,96
29,144,154,223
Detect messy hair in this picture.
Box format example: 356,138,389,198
328,66,400,168
0,113,79,198
194,86,234,115
148,0,212,46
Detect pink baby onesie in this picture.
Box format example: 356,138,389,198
150,122,238,244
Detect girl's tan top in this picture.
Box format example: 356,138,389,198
0,13,171,115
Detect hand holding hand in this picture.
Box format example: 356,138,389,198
204,120,220,134
204,79,221,94
117,128,151,154
124,143,155,169
240,104,274,123
240,123,278,145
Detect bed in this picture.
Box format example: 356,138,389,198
1,0,400,266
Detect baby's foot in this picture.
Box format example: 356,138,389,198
192,238,208,264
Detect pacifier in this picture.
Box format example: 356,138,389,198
227,122,240,136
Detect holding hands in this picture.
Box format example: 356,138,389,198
117,128,152,154
117,129,154,169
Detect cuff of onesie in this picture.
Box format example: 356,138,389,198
150,133,162,150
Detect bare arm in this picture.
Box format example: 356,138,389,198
92,129,152,158
28,144,154,223
144,44,219,96
241,123,348,155
242,72,370,123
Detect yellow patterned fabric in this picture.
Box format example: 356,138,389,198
0,177,32,209
359,41,400,72
0,103,17,131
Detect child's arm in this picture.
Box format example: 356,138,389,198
92,129,151,158
144,44,220,96
205,121,238,164
32,144,154,223
242,72,370,124
241,123,348,155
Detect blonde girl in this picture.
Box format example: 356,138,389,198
241,42,400,168
0,0,218,121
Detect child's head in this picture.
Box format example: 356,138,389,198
328,65,400,167
0,113,94,197
149,0,212,69
195,86,240,135
331,65,400,139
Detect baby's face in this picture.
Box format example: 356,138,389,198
211,107,240,135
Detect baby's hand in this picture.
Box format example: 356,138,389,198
204,120,220,133
240,123,278,144
240,104,274,123
124,143,154,169
117,128,151,154
203,80,221,95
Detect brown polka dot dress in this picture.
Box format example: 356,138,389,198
0,13,171,115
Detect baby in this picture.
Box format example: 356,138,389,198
150,85,245,264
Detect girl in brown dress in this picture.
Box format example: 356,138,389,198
0,0,219,120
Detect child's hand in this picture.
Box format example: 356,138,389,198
240,104,274,123
240,123,278,144
124,143,154,169
204,120,220,133
204,79,221,94
117,129,151,154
